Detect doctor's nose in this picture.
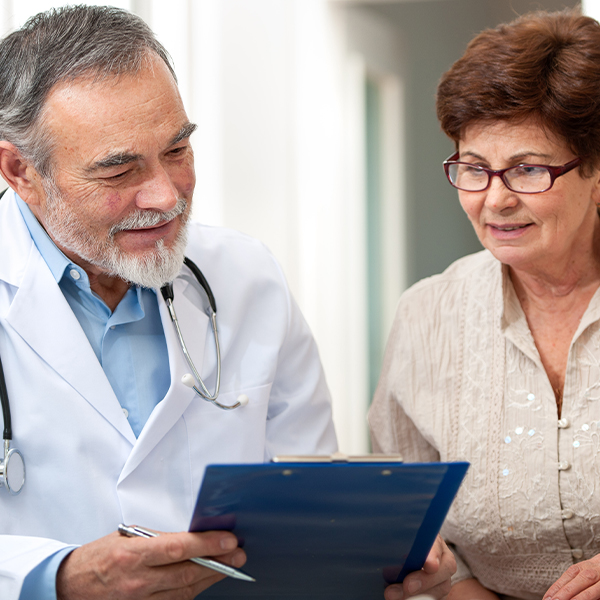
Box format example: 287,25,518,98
135,167,179,212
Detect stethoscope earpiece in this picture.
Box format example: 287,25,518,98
181,373,195,389
181,373,249,410
236,394,250,407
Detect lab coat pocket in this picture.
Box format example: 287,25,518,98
185,382,273,497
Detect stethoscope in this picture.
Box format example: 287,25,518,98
0,255,247,496
0,353,25,495
160,256,249,411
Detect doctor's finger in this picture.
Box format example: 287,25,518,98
148,550,248,597
141,530,241,567
122,547,246,598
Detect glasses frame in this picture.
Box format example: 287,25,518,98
442,152,582,194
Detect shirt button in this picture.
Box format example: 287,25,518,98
562,509,574,519
69,269,81,280
558,418,570,429
572,549,584,559
110,326,116,330
122,407,129,418
558,461,571,471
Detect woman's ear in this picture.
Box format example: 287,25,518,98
0,141,44,206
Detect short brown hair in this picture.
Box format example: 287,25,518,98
436,9,600,172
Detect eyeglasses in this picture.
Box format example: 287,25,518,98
443,152,582,194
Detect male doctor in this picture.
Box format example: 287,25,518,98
0,5,454,600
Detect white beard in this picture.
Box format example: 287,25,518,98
42,180,189,289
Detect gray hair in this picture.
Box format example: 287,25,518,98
0,4,176,178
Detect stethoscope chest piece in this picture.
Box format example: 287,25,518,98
0,441,25,495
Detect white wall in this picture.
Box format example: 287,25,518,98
583,0,600,19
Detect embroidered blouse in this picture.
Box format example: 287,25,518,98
368,250,600,600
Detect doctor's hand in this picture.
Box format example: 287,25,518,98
543,553,600,600
56,528,246,600
383,535,456,600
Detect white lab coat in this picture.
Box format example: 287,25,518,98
0,190,337,599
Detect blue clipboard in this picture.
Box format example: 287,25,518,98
190,459,469,599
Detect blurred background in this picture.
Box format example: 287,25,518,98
2,0,595,452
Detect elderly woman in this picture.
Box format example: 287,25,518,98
369,9,600,600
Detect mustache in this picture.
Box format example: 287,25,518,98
109,197,188,236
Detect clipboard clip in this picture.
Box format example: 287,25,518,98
272,452,403,463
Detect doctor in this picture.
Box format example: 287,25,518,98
0,5,454,600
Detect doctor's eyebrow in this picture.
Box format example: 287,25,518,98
86,152,142,172
85,123,198,174
168,122,197,147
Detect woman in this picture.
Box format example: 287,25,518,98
369,9,600,600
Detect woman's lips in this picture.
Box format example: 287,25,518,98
487,222,534,239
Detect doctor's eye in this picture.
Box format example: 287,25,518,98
167,145,189,157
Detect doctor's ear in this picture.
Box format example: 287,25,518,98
0,141,44,206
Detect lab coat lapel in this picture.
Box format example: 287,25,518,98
119,274,210,481
6,249,136,444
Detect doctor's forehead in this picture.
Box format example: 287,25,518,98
41,59,192,161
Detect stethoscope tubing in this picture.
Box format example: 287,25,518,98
162,256,245,410
161,282,222,402
0,353,11,442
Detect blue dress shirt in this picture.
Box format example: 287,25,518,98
16,196,171,599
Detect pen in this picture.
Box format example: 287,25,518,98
117,523,255,582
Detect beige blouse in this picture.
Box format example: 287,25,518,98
368,250,600,600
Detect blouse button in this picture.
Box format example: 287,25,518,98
557,418,570,429
572,548,584,560
562,509,574,519
122,407,129,418
558,461,571,471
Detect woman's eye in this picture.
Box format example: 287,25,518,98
513,165,546,177
460,164,486,176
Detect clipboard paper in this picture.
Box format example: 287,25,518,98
190,460,468,599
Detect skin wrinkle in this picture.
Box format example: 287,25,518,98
86,124,197,174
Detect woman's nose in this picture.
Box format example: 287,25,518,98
484,174,519,211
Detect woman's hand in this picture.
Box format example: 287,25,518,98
383,535,456,600
447,578,500,600
544,555,600,600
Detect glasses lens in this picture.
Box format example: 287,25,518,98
504,166,552,193
447,163,488,191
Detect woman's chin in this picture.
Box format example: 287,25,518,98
484,244,543,271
